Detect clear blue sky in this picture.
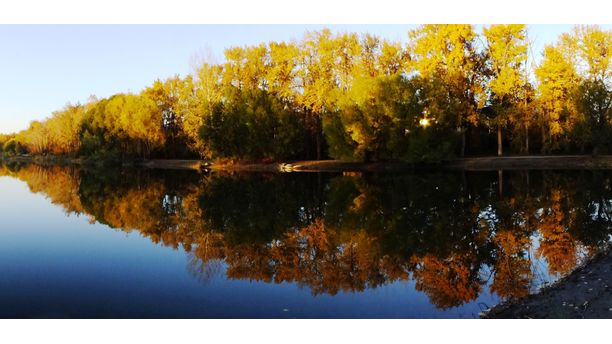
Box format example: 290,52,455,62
0,24,602,134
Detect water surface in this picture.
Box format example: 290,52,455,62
1,163,610,318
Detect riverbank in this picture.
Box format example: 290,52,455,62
112,155,612,173
449,155,612,170
484,246,612,318
142,155,612,172
138,155,612,172
5,155,612,172
0,155,82,166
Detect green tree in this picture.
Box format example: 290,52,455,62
3,138,19,156
200,88,307,160
575,79,612,154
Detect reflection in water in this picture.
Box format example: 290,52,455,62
2,163,612,311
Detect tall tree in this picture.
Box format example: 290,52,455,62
535,40,581,152
186,63,223,158
297,29,338,160
409,24,484,157
483,24,529,156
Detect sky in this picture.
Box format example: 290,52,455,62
0,24,604,134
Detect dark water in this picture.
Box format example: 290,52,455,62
1,163,611,318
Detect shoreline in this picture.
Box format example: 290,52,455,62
5,155,612,172
448,155,612,170
484,245,612,319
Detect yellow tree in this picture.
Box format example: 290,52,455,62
46,104,85,155
535,40,581,152
409,24,484,156
142,76,200,157
19,120,50,154
378,40,410,76
103,93,165,157
185,63,223,158
297,29,339,159
222,44,268,91
535,26,611,153
573,25,612,83
483,24,529,156
266,41,300,102
323,32,414,161
333,32,361,93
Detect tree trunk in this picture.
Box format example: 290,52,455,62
525,125,529,154
315,132,321,160
460,128,466,157
541,126,547,154
497,126,502,156
313,114,322,160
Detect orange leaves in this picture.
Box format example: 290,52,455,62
411,254,482,309
491,230,533,300
536,189,578,275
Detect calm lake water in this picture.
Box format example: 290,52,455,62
1,163,610,318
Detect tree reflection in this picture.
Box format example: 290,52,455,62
412,254,482,309
490,230,533,299
3,164,612,309
536,189,578,275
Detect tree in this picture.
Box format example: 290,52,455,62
0,134,13,154
324,33,415,161
297,29,339,160
19,120,50,154
142,76,197,158
535,25,612,153
575,79,612,154
378,39,410,76
572,26,612,154
535,41,581,152
572,25,612,83
186,63,223,158
483,24,529,156
46,104,85,155
200,87,307,160
3,138,19,156
409,24,485,157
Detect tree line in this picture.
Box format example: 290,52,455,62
1,25,611,162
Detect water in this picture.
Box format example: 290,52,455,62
1,163,611,318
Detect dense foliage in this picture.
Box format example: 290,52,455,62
3,25,611,162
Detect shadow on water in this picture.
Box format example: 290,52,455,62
2,162,612,316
